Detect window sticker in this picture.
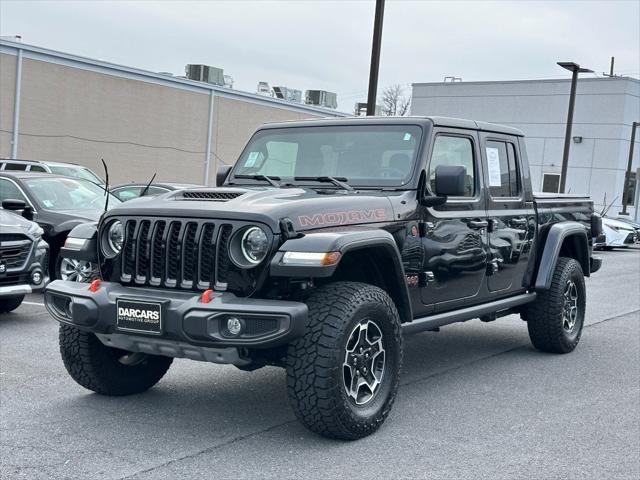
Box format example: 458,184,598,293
245,151,260,167
403,133,412,141
486,147,502,187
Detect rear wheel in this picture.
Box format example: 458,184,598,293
0,295,25,313
59,324,173,395
286,282,402,440
523,257,586,353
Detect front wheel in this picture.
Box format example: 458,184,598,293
286,282,403,440
59,324,173,395
523,257,586,353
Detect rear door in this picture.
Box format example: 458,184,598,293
420,129,490,310
480,133,535,293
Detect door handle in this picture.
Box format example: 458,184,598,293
467,219,488,229
510,217,527,226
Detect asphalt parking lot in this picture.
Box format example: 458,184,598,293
1,247,639,480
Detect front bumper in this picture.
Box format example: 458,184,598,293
44,280,308,364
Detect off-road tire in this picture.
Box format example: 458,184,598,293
524,257,586,353
59,324,173,395
286,282,403,440
0,295,25,313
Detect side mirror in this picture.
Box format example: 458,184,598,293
216,165,232,186
434,165,467,197
2,199,33,220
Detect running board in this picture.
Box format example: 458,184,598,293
403,293,536,335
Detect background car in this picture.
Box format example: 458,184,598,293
110,182,203,202
0,208,49,313
0,172,120,280
0,158,105,186
596,217,638,250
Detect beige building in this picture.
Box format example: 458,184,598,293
0,39,347,185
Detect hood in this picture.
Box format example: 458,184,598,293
104,186,397,233
47,209,103,222
603,217,636,231
0,209,38,234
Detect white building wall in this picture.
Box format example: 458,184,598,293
411,78,640,218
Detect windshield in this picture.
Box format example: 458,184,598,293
231,125,422,187
24,177,121,210
48,165,104,184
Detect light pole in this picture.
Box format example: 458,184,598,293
366,0,385,116
620,121,639,216
557,62,593,193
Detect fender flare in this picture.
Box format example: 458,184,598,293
270,229,412,323
59,222,99,262
535,221,590,291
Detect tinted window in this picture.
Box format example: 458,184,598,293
29,165,47,172
542,174,560,193
486,141,520,198
3,163,28,171
233,125,422,186
0,178,28,203
428,135,475,197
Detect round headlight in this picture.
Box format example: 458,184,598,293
229,226,269,268
102,221,123,258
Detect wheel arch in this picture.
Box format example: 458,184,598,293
535,222,590,291
270,229,412,323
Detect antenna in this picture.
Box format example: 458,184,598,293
140,172,157,197
101,158,110,213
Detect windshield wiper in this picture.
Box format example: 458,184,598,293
234,174,281,187
294,176,354,192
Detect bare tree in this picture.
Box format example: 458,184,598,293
380,84,411,116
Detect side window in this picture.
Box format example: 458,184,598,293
3,163,28,171
29,165,47,172
0,179,28,203
485,140,520,198
428,135,475,197
113,187,142,201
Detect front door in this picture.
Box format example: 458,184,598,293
420,130,489,310
480,134,535,293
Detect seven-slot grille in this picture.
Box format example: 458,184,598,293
118,218,233,290
0,234,33,270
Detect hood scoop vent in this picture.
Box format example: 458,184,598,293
179,190,244,201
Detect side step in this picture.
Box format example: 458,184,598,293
403,293,536,335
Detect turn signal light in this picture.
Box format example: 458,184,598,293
281,251,341,266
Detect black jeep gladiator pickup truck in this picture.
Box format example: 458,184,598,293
44,117,602,440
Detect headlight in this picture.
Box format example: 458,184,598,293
28,224,44,238
229,226,269,268
101,220,124,258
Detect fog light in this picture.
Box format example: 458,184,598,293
226,317,243,336
31,270,43,285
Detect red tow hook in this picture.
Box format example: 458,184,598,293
88,279,102,292
200,288,214,303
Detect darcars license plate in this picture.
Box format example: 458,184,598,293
116,299,162,335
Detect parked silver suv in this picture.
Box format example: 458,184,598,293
0,159,104,185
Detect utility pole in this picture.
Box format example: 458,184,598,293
557,62,593,193
366,0,385,116
620,121,639,216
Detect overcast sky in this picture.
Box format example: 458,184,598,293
1,0,638,112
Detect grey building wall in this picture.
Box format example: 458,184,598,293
411,78,640,218
0,40,347,185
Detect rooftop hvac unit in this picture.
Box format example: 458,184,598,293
257,81,273,97
273,86,302,103
305,90,337,109
185,64,225,86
